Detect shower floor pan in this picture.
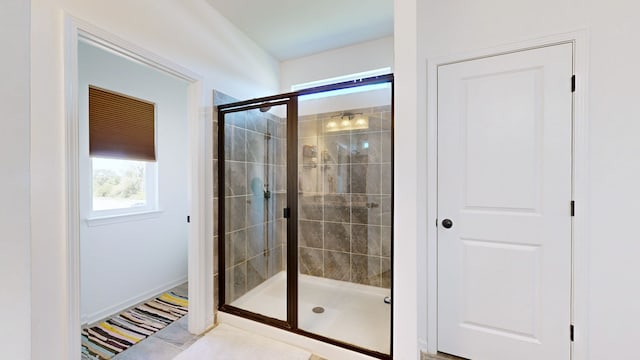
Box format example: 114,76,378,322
231,271,391,354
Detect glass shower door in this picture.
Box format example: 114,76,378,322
219,102,289,322
297,81,393,355
218,74,393,359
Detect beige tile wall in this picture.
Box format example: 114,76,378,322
213,91,394,315
298,105,392,289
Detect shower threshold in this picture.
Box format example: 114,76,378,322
230,271,391,355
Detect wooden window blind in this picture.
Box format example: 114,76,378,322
89,86,156,161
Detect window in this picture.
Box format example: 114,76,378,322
89,86,158,217
291,67,392,101
92,157,156,213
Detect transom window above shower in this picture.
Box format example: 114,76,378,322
291,67,391,101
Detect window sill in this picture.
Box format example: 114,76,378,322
86,209,163,227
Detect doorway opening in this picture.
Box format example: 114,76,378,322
65,16,208,359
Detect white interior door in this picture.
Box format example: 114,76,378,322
437,43,573,360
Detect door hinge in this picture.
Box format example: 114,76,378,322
570,324,574,341
283,208,291,219
187,215,191,223
571,75,576,92
571,201,575,217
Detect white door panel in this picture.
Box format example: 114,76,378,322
437,44,573,360
464,68,543,212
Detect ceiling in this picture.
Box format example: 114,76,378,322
205,0,394,61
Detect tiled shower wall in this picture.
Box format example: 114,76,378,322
213,92,393,314
213,91,287,307
298,106,392,288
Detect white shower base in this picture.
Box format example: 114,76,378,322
231,271,391,355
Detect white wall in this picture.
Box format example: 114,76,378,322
0,0,31,358
30,1,280,358
391,0,640,358
280,36,394,92
393,0,420,358
78,40,189,323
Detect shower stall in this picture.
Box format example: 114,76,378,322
217,75,393,358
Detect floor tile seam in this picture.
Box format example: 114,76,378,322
153,336,185,352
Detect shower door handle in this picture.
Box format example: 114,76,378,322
283,207,291,219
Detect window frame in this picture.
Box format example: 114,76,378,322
291,68,392,101
86,84,160,223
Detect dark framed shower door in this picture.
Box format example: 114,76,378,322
217,97,298,330
217,74,394,360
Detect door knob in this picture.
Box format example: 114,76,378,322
442,219,453,229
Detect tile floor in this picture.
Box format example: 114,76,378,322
113,315,326,360
105,282,323,360
112,315,199,360
422,351,468,360
104,282,199,360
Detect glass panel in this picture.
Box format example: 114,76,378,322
223,104,288,321
92,157,147,211
297,82,392,354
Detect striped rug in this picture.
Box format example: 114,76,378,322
81,291,188,360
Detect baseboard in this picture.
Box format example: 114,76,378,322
81,276,187,325
419,338,429,353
